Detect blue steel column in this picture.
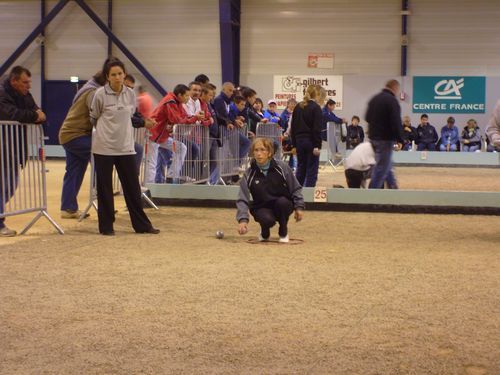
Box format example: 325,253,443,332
107,0,112,56
401,0,409,76
41,0,46,109
219,0,241,85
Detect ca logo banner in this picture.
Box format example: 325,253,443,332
413,76,485,113
434,78,464,100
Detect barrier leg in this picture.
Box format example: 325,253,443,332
19,210,64,235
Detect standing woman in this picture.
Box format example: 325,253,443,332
290,84,326,187
90,58,159,235
237,137,304,243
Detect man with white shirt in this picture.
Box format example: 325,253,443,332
182,81,206,174
343,142,375,188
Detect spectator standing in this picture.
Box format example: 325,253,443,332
58,71,104,219
264,99,281,125
321,99,345,141
253,98,265,119
365,80,402,189
279,98,297,133
0,66,46,236
439,116,459,152
416,114,438,151
89,58,158,235
214,82,250,167
149,84,202,183
291,84,325,187
241,87,268,136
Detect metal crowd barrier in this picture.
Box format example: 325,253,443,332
215,125,247,185
255,122,283,159
171,124,210,184
79,128,158,221
0,121,64,234
326,121,348,170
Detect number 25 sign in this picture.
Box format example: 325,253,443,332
313,186,327,202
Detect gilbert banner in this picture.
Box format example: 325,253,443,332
273,75,343,110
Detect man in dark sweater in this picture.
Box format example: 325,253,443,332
365,80,402,189
0,66,46,236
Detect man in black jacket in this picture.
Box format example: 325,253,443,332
365,80,402,189
0,66,46,236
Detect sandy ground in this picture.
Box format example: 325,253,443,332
0,161,499,374
317,164,500,191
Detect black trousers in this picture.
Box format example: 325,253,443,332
251,196,294,238
345,168,364,188
93,154,152,234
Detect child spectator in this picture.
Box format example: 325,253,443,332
346,115,364,149
253,98,265,119
461,119,482,152
279,98,297,133
229,95,247,125
400,115,417,151
416,114,438,151
264,99,281,125
439,116,459,152
241,87,268,136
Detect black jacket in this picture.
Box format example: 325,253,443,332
346,125,365,149
0,78,40,168
236,159,305,222
291,100,323,149
416,124,438,144
365,88,402,141
401,125,418,145
0,78,39,123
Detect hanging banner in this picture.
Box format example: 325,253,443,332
307,53,334,69
412,76,486,113
273,75,343,110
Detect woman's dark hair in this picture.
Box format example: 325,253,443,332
173,84,189,97
241,87,257,99
194,74,210,84
102,57,125,79
254,97,264,107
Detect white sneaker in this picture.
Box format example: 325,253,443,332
258,233,269,242
0,226,17,237
279,235,289,243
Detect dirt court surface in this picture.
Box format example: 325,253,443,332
0,161,499,374
317,165,500,191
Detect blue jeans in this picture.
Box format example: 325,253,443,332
368,140,397,189
155,146,173,183
60,135,91,211
439,143,457,152
462,144,480,152
295,137,320,187
417,142,436,151
0,159,19,228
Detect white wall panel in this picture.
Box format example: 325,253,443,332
408,0,500,75
112,0,221,94
241,0,401,76
0,1,42,101
45,0,108,80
